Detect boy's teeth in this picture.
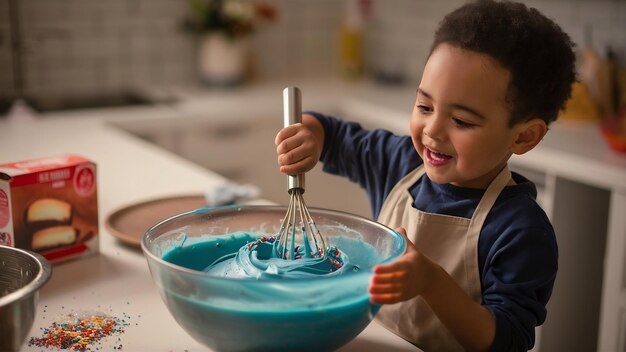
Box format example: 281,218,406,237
429,149,450,160
431,153,444,160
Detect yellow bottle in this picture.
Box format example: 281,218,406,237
340,0,365,80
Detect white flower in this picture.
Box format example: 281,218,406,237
223,0,254,21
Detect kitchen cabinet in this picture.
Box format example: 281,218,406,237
512,127,626,352
509,165,612,352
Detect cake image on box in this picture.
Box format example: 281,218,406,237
25,198,73,228
32,225,77,251
24,198,82,251
0,155,99,263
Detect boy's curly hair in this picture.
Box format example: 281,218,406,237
431,0,576,126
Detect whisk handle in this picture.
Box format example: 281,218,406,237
283,87,302,126
283,87,305,193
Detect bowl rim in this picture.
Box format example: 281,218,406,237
141,204,406,282
0,245,52,307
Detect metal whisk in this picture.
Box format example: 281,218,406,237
275,87,327,260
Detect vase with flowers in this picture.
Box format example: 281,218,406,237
184,0,277,86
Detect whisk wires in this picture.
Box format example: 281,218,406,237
276,188,326,260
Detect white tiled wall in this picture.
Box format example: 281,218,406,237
12,0,196,103
366,0,626,84
0,0,625,109
250,0,343,80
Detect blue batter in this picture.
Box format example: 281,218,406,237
162,232,375,280
159,231,385,352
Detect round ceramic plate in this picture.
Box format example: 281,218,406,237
105,194,207,247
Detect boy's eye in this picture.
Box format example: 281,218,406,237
417,105,432,113
452,117,475,128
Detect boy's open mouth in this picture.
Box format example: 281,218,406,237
425,148,452,165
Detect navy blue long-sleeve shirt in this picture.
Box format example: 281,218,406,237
311,112,558,352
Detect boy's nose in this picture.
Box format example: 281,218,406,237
423,115,446,140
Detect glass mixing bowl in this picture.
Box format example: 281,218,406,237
142,205,405,352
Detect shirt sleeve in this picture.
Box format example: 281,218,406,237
308,111,421,218
482,221,558,352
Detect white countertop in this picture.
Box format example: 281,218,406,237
2,107,420,351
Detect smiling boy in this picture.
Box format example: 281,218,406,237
275,0,576,351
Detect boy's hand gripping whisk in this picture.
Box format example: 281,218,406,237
275,87,328,260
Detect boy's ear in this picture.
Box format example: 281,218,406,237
511,118,547,155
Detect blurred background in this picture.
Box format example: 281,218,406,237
1,3,625,351
0,0,625,114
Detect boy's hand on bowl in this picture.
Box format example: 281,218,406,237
369,227,438,304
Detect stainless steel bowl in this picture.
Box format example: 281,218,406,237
0,245,52,352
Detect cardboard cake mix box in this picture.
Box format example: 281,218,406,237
0,154,99,263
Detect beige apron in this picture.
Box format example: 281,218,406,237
375,165,511,351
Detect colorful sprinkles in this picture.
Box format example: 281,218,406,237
246,235,277,250
28,312,130,351
327,246,344,271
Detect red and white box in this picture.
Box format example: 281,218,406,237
0,154,99,263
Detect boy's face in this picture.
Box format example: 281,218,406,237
410,43,519,189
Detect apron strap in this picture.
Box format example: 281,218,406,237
377,166,426,223
464,166,512,299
